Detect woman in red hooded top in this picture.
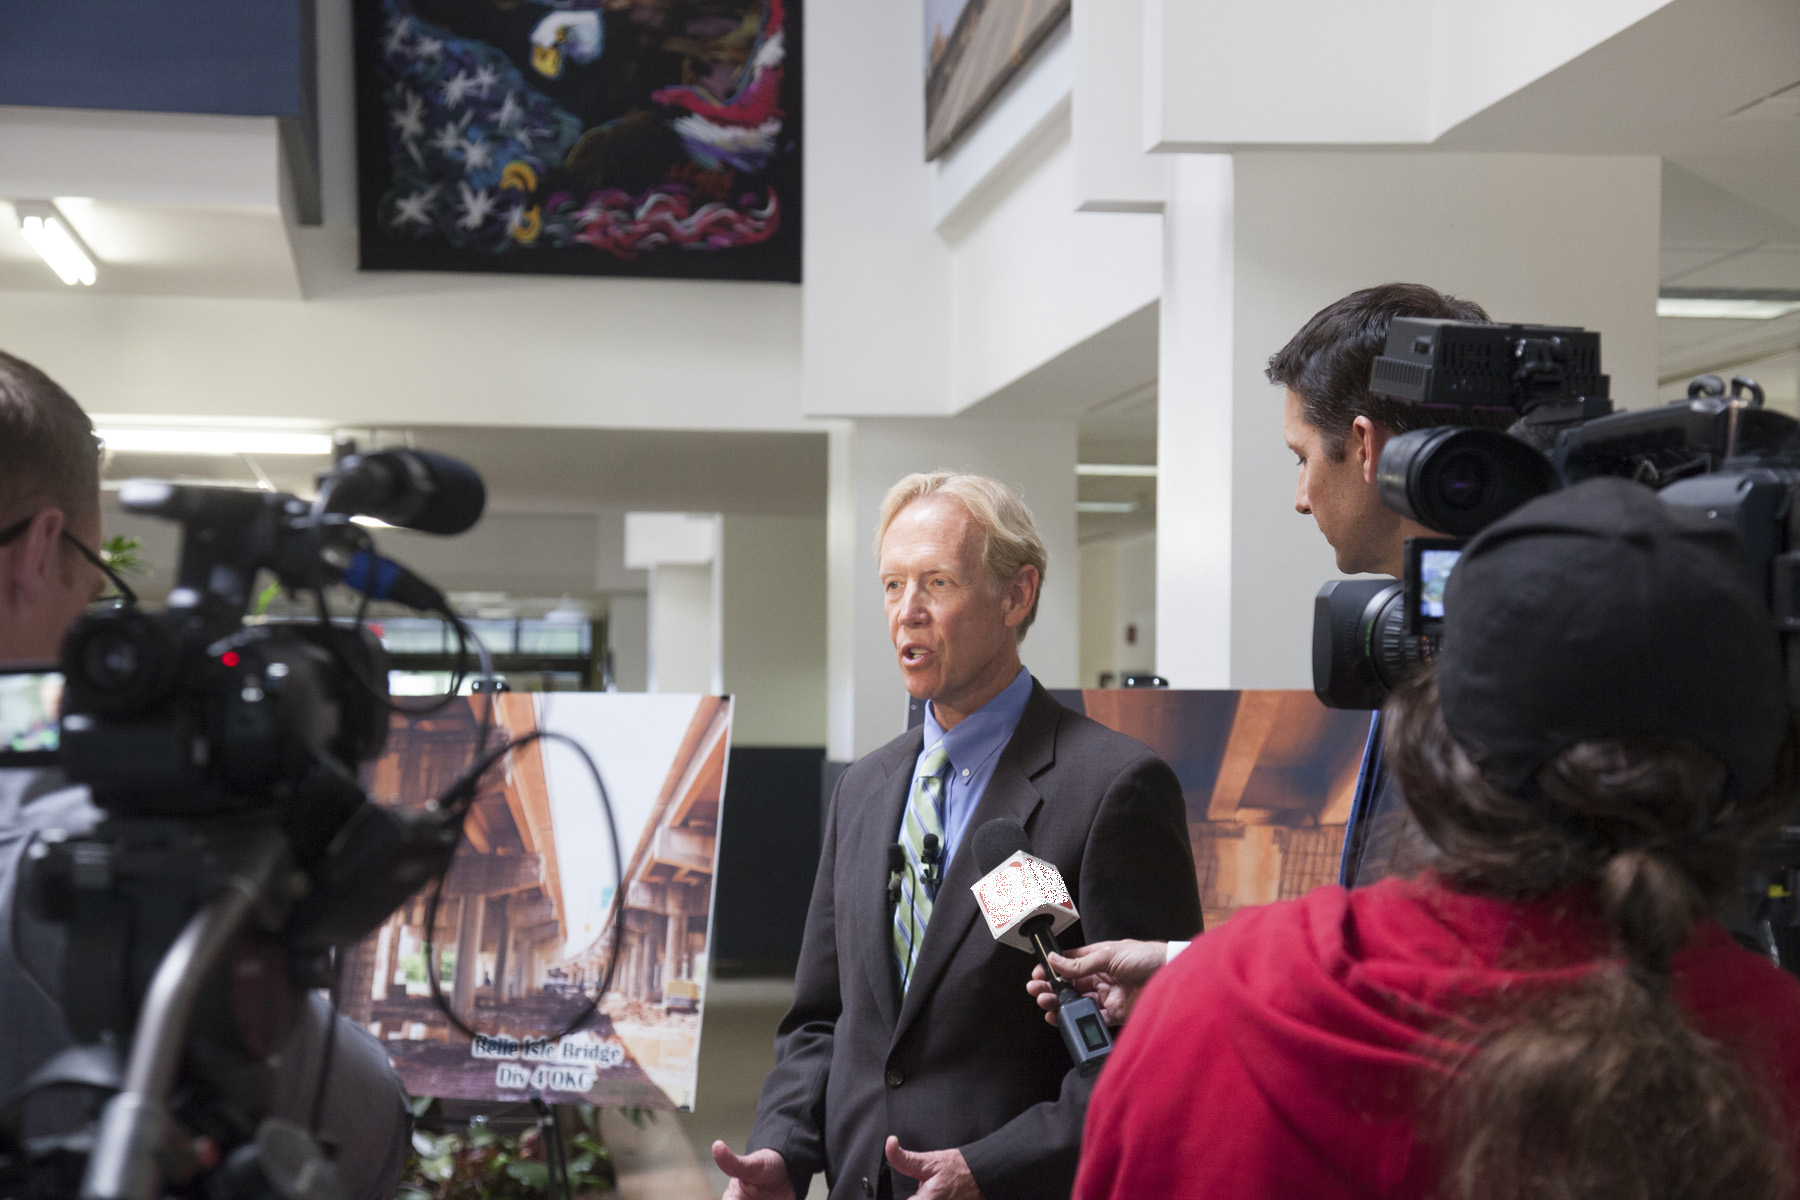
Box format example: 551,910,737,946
1073,479,1800,1200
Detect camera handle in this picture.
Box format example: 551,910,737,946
81,831,287,1200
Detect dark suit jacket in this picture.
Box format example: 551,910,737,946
749,680,1203,1200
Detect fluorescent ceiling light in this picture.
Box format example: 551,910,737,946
1077,501,1139,514
1657,289,1800,320
1076,463,1157,477
1657,297,1800,320
14,201,97,286
98,428,335,456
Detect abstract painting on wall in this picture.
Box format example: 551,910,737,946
354,0,801,281
923,0,1068,159
341,693,731,1110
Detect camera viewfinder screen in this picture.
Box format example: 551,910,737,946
1419,549,1461,620
1,672,62,754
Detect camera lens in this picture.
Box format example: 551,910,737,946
1378,426,1557,537
1433,450,1492,512
60,609,179,717
82,629,142,690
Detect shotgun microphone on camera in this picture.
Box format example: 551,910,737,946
320,449,486,535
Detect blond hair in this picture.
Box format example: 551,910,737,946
875,471,1048,639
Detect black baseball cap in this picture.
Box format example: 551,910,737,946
1437,477,1788,797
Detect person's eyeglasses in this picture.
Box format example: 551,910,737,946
0,514,139,608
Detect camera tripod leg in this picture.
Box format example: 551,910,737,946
81,833,287,1200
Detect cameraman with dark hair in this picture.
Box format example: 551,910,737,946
1269,282,1503,578
0,350,411,1200
1029,284,1511,1025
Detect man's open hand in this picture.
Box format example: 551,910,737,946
884,1137,981,1200
713,1143,796,1200
1024,938,1172,1028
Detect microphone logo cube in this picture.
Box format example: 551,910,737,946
970,851,1079,952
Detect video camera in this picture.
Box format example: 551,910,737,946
1312,320,1800,966
0,448,512,1200
1313,318,1800,711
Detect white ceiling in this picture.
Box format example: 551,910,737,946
1429,0,1800,387
1656,161,1800,383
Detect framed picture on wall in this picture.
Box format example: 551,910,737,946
353,0,802,282
924,0,1068,160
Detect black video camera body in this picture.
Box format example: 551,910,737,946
1315,318,1798,710
6,449,486,1200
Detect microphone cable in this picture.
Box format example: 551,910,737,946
419,729,624,1045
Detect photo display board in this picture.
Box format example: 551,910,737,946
341,693,731,1111
1020,690,1370,928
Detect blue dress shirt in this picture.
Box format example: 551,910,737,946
910,666,1033,874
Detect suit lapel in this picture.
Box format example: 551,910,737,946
856,728,921,1033
890,682,1061,1049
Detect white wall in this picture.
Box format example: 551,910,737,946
1156,155,1235,688
1144,0,1674,150
1112,532,1157,678
648,562,719,694
1158,151,1662,690
722,514,828,747
1429,0,1673,134
1080,532,1156,687
801,0,951,419
0,279,805,432
946,120,1162,412
1078,538,1117,689
805,1,1166,421
1072,0,1165,213
1146,0,1432,149
607,593,649,692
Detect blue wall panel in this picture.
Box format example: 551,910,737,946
0,1,309,117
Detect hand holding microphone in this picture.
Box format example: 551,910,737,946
969,818,1114,1076
1025,940,1171,1028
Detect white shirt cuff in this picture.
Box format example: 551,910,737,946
1165,940,1189,965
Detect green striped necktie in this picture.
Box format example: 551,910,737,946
893,741,951,992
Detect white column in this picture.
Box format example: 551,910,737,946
605,593,648,692
625,513,724,694
1155,150,1662,690
1156,154,1236,688
826,417,1080,761
720,514,829,746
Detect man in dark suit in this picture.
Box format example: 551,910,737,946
714,471,1202,1200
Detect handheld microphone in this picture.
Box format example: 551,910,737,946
887,843,906,905
321,449,486,535
970,818,1115,1076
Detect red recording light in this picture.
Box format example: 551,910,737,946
221,651,241,668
